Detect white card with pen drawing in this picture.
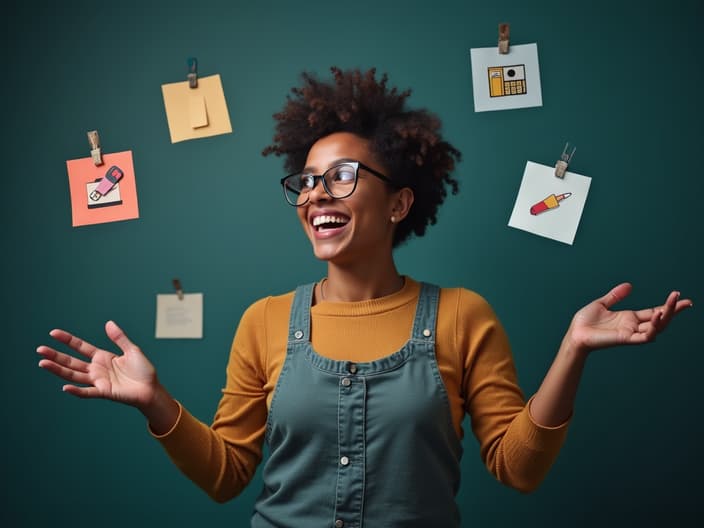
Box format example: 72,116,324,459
508,161,591,245
155,293,203,339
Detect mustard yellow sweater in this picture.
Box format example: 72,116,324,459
153,277,568,502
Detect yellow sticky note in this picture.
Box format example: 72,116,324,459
161,74,232,143
189,94,208,128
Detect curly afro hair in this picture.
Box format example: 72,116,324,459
262,66,460,248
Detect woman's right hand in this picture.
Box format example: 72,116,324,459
37,320,159,411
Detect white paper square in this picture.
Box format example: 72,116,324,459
155,293,203,339
508,161,591,245
470,43,542,112
85,181,122,209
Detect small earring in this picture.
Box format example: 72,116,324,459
390,216,397,223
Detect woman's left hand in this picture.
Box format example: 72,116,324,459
567,283,693,354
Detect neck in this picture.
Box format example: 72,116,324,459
320,263,404,302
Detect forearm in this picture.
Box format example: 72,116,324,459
149,397,264,503
529,333,588,427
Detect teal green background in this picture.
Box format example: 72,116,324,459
5,1,702,526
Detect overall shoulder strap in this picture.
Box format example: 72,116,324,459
410,282,440,343
287,282,316,343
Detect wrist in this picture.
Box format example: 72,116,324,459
560,328,591,363
138,382,180,435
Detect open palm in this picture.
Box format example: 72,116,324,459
37,320,158,408
569,283,692,352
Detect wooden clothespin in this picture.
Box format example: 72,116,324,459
187,57,198,88
173,278,184,300
87,130,103,165
555,142,576,178
498,23,510,54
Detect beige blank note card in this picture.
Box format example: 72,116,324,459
155,293,203,339
161,74,232,143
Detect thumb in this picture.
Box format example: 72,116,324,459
598,282,633,310
105,320,138,354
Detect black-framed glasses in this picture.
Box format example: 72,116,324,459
280,161,396,206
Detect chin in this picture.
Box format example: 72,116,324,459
311,241,355,264
308,233,350,262
312,246,341,262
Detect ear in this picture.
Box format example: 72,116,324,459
390,187,414,222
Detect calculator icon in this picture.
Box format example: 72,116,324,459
488,65,527,97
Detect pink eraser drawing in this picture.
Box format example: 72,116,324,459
89,165,124,201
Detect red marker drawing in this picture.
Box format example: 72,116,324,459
530,192,572,215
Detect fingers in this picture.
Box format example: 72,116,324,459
658,291,680,323
620,288,693,322
62,385,103,399
635,290,693,339
47,328,100,360
674,298,694,313
38,327,110,393
625,309,663,345
38,322,142,401
636,292,678,328
37,350,94,386
37,345,90,374
36,340,98,384
650,291,691,322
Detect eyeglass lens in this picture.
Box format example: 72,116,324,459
284,163,358,205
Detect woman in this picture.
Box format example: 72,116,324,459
37,67,692,527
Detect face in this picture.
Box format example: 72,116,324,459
296,132,404,265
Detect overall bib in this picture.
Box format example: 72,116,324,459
252,282,463,528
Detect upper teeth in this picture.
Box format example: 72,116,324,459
313,215,347,227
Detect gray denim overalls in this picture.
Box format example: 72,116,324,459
252,282,463,528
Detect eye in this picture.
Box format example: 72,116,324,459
330,165,356,183
299,174,315,189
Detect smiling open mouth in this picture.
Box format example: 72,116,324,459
312,215,350,231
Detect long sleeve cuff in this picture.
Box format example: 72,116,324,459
497,397,570,492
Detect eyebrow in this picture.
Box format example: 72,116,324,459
302,158,357,173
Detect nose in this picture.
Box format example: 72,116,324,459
308,175,331,203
